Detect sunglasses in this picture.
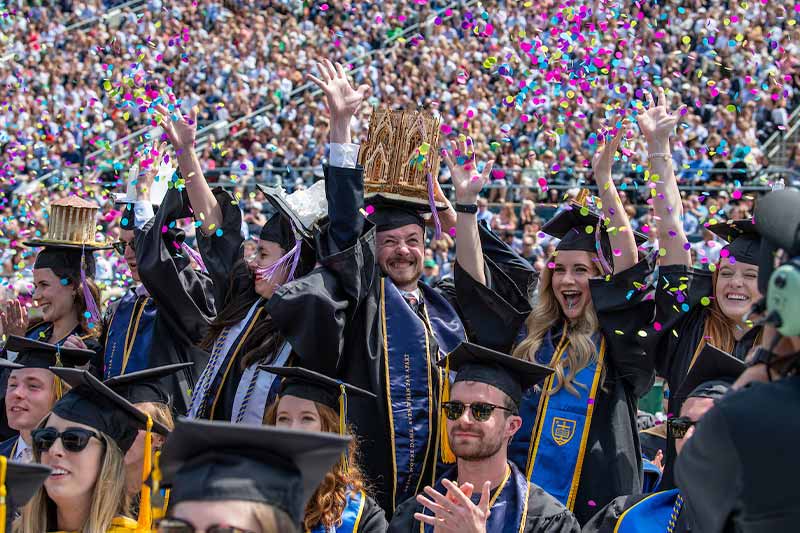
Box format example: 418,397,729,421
156,518,254,533
442,401,515,422
667,416,697,439
31,427,103,454
112,240,136,255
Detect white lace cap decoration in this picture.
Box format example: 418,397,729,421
276,180,328,231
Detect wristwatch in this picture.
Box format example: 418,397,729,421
454,203,478,214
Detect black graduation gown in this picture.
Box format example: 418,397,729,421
639,264,761,488
581,490,692,533
388,463,580,533
355,495,389,533
101,186,217,414
455,254,655,525
675,376,800,533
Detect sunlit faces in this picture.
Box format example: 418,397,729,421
6,368,57,433
446,381,521,462
39,413,105,505
119,229,139,282
377,224,424,291
674,396,715,455
715,259,760,323
250,240,289,299
273,395,323,432
32,268,76,324
550,250,599,321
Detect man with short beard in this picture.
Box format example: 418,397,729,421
387,342,580,532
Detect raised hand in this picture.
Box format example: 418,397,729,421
442,136,495,205
155,104,199,151
1,299,28,337
307,59,370,143
636,87,684,149
414,479,491,533
591,121,629,179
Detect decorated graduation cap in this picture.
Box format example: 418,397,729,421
114,159,172,231
0,460,52,533
158,418,350,525
675,343,746,401
436,341,553,462
707,218,761,265
104,362,194,412
0,335,94,370
542,192,647,273
48,367,169,452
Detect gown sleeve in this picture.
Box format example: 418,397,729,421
524,484,581,533
579,495,631,533
357,494,389,533
386,496,419,533
134,186,217,343
589,258,657,397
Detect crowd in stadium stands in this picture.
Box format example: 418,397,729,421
1,0,798,294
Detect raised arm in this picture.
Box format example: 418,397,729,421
155,103,224,234
445,136,494,286
637,88,689,267
591,122,639,272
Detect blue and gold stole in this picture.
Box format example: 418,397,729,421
104,290,157,378
615,489,682,533
308,489,367,533
521,325,606,510
419,463,530,533
380,277,465,511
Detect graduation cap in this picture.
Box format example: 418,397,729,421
48,367,170,452
23,196,109,251
0,335,94,370
31,246,98,281
0,460,52,533
159,418,350,525
707,218,761,265
368,203,425,232
436,341,553,463
104,362,194,412
674,343,746,401
114,159,171,231
256,180,328,244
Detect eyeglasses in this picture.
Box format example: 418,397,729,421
667,417,697,439
31,427,103,453
442,401,515,422
112,240,135,255
156,518,254,533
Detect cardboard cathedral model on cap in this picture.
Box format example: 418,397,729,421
24,196,108,249
358,106,446,210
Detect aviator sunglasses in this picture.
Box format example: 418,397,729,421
441,401,516,422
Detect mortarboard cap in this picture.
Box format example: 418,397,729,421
256,181,329,245
675,344,745,401
707,218,761,265
31,246,97,279
437,342,553,406
2,460,52,531
48,368,169,452
0,335,94,370
160,418,350,525
258,212,297,251
262,366,376,411
368,204,425,233
104,362,194,413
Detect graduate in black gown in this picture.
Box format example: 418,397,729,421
450,128,655,524
583,344,745,533
389,342,580,533
99,142,216,414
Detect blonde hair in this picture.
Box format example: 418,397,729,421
15,421,130,533
513,255,603,396
134,401,175,432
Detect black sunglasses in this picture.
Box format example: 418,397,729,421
667,416,697,439
156,518,254,533
31,427,103,454
112,240,136,255
442,401,515,422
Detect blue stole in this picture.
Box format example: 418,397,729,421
104,291,157,378
308,489,366,533
616,489,682,533
380,277,465,510
518,326,606,510
420,463,530,533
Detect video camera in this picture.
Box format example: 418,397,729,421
754,188,800,337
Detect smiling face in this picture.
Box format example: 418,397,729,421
550,250,599,321
273,395,322,432
39,413,105,506
377,224,425,291
32,268,76,324
6,368,57,434
250,240,289,299
119,229,139,281
715,259,760,323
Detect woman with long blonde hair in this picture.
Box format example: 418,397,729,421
448,127,654,523
637,88,763,488
262,366,387,533
14,367,158,533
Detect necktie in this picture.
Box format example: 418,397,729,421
403,293,420,313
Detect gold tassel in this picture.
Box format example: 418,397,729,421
576,189,590,206
440,359,456,464
150,451,164,532
137,416,153,533
0,455,7,533
53,376,64,401
338,384,348,474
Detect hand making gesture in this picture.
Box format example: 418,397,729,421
636,87,684,152
307,59,371,144
415,479,492,533
442,136,495,205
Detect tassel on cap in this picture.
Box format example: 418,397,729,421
137,415,154,532
150,450,165,530
80,246,101,327
53,345,64,400
0,455,6,533
440,359,456,464
338,383,349,474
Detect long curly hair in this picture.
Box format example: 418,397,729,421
702,267,763,353
31,263,102,338
263,401,367,532
513,254,603,396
